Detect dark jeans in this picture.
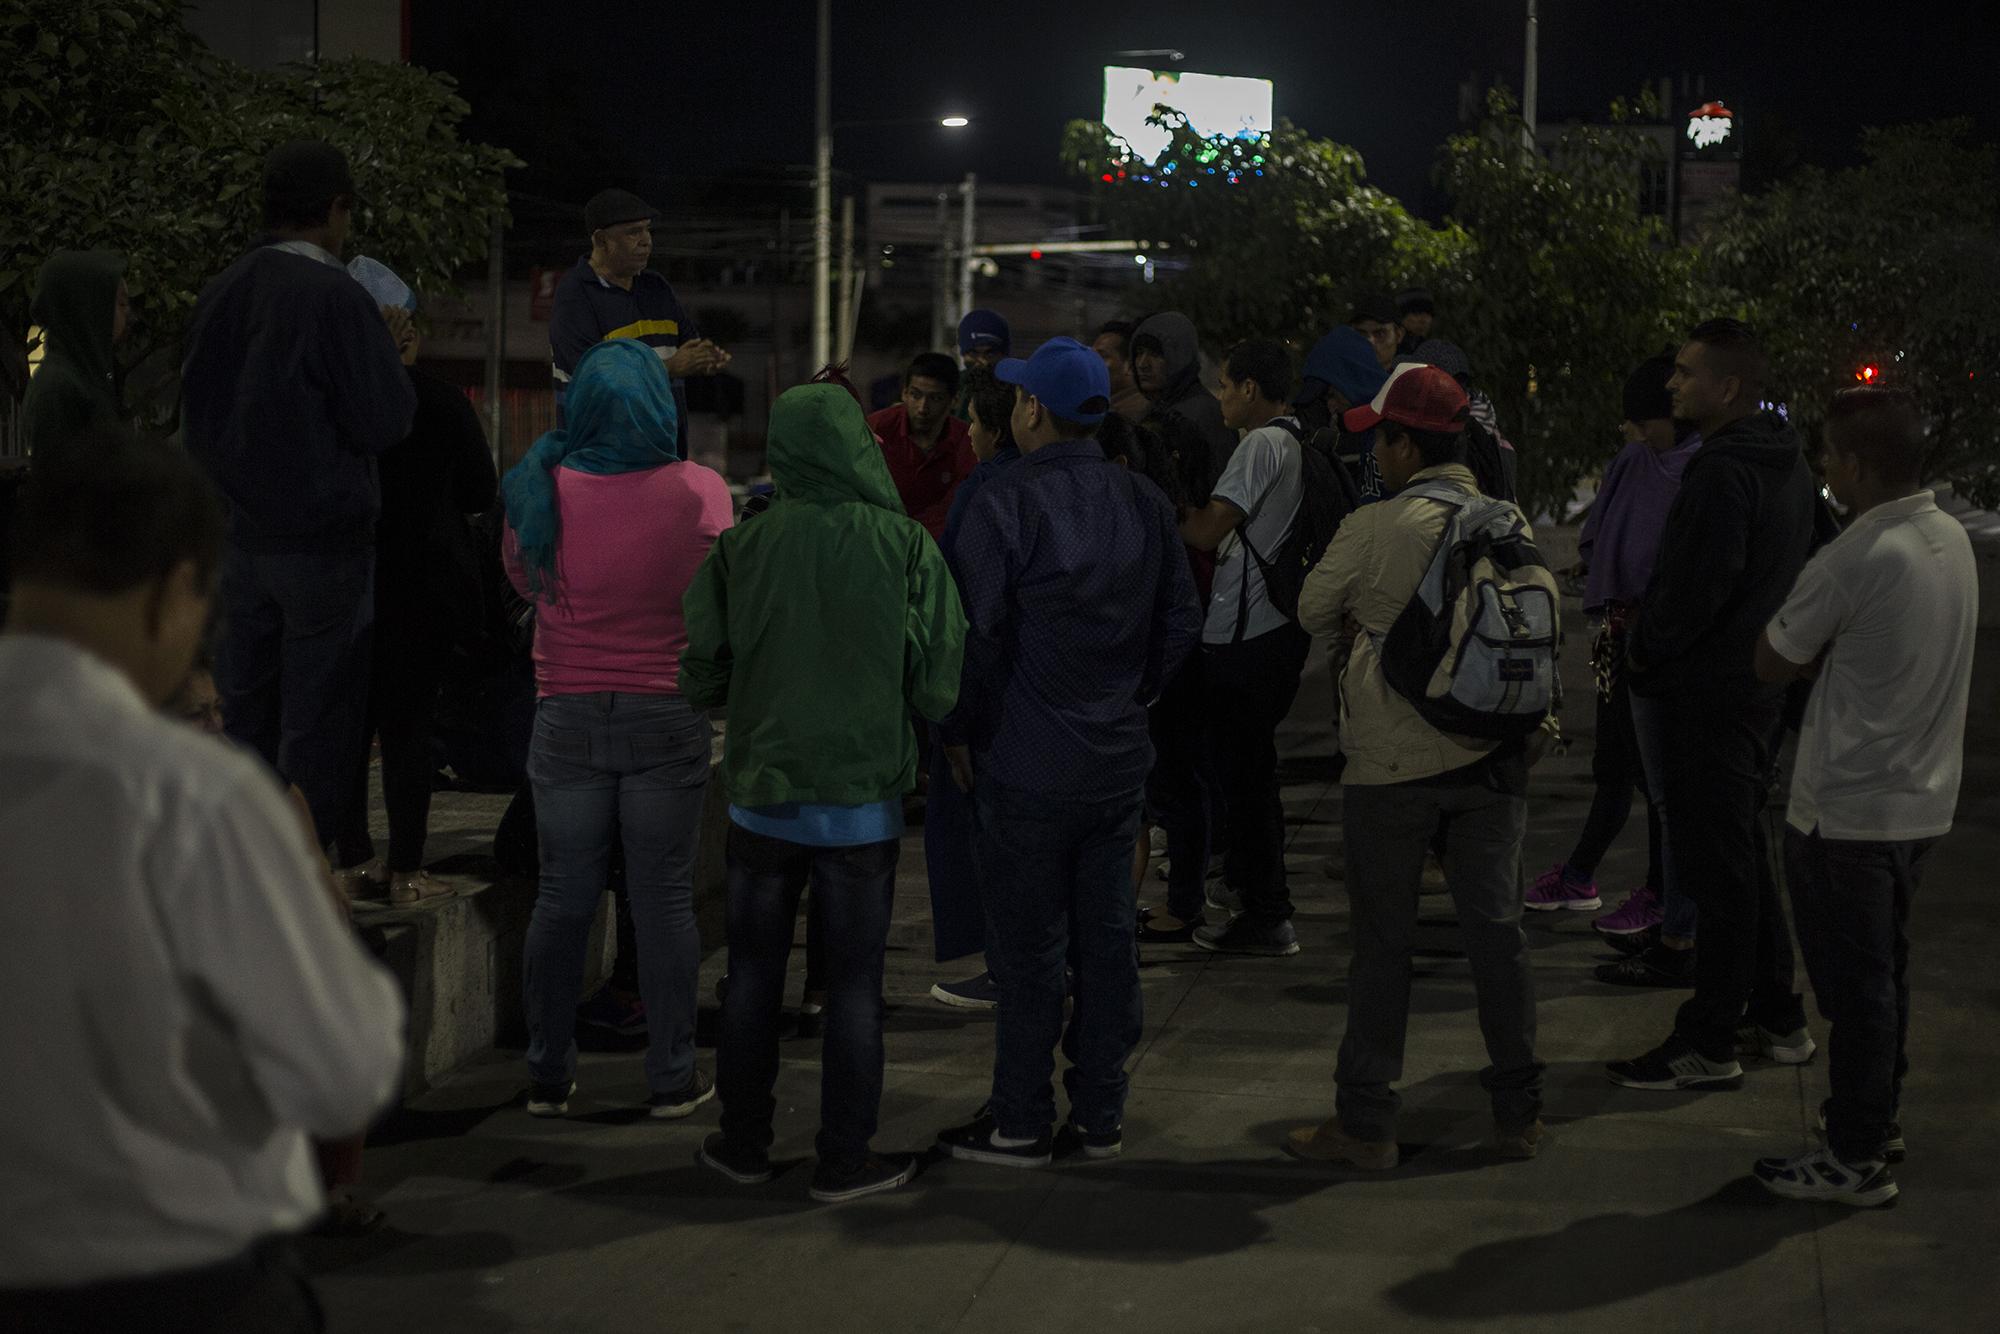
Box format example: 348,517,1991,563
1648,685,1806,1059
214,544,374,847
718,825,898,1170
924,730,984,962
1147,655,1212,923
1337,781,1543,1141
1203,622,1311,927
1628,691,1696,938
1569,673,1663,892
524,692,711,1095
0,1238,320,1334
335,624,448,871
1786,828,1934,1163
976,781,1144,1137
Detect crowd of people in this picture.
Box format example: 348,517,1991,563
0,139,1980,1325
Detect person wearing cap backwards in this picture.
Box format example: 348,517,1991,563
935,338,1201,1168
182,139,418,851
1349,292,1404,371
1287,363,1546,1171
548,189,731,451
1396,288,1435,358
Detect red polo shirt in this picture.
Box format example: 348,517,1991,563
866,405,975,541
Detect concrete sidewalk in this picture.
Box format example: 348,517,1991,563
311,609,2000,1333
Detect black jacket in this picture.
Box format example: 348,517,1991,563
183,245,416,551
376,369,499,638
1628,410,1829,696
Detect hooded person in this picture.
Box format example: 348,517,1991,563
681,382,966,1204
1410,338,1516,501
1131,312,1236,490
20,250,129,458
501,337,735,1127
1295,325,1390,502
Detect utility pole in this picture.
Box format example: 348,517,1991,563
929,188,951,354
835,195,856,367
955,173,977,332
811,0,833,371
1522,0,1540,153
483,215,504,468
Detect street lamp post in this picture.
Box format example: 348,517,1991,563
812,0,833,371
1522,0,1540,152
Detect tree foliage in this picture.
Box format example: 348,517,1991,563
1,0,519,422
1697,120,2000,504
1064,91,1700,518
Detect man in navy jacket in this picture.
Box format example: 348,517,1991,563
183,140,416,848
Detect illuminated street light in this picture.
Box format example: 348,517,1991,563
941,116,970,128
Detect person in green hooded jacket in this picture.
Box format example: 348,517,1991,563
20,251,130,458
683,382,965,1204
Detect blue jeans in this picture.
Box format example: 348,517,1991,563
1628,691,1697,939
523,692,712,1095
214,543,374,846
976,781,1144,1138
717,825,898,1170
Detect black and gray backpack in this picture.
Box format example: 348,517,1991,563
1376,481,1561,739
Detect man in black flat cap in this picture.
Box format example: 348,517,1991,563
548,188,731,447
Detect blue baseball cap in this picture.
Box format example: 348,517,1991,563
994,336,1112,425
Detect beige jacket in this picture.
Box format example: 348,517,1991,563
1297,463,1513,786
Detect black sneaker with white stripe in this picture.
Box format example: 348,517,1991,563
1753,1147,1898,1207
1052,1122,1123,1161
1606,1034,1743,1091
809,1152,918,1203
937,1112,1053,1168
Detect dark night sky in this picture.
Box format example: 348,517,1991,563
414,1,2000,215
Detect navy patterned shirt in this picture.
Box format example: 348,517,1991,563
941,439,1202,801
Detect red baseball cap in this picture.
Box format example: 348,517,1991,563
1340,363,1470,434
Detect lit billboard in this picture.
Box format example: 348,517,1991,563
1102,66,1273,164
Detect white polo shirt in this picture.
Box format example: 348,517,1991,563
1766,491,1977,841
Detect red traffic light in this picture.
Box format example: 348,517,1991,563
1029,249,1043,261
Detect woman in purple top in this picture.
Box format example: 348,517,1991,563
1527,355,1702,977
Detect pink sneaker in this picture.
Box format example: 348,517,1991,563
1594,884,1664,936
1525,864,1602,911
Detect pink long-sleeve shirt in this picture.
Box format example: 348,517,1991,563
504,462,734,697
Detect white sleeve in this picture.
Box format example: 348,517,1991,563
159,766,406,1138
1212,430,1278,518
1766,547,1848,665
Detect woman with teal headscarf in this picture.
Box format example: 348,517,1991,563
501,338,736,1119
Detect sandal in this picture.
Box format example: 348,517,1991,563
335,859,388,899
1137,913,1203,945
389,871,456,906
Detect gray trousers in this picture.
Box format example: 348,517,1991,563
1336,780,1544,1141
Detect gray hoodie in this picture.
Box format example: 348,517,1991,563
1134,312,1236,489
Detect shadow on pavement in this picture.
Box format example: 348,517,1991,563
1384,1177,1847,1319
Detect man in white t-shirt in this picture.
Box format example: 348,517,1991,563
1180,338,1312,957
1750,387,1977,1209
0,430,405,1330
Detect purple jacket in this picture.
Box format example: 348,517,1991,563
1580,432,1702,615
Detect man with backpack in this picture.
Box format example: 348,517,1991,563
1288,363,1553,1169
1180,340,1337,958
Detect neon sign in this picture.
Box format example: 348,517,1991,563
1686,101,1735,151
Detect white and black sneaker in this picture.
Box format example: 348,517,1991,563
1606,1035,1743,1091
809,1152,919,1203
649,1068,716,1119
697,1131,775,1186
1817,1099,1906,1164
1736,1024,1817,1065
1052,1122,1124,1162
525,1079,576,1117
1753,1147,1898,1207
937,1112,1053,1168
1193,917,1299,957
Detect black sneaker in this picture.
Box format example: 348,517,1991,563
1594,945,1696,988
696,1131,774,1185
937,1113,1054,1168
1052,1122,1123,1162
649,1068,716,1119
1602,924,1661,957
1818,1099,1906,1164
1192,917,1300,957
809,1152,919,1203
525,1079,576,1117
1606,1034,1743,1091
